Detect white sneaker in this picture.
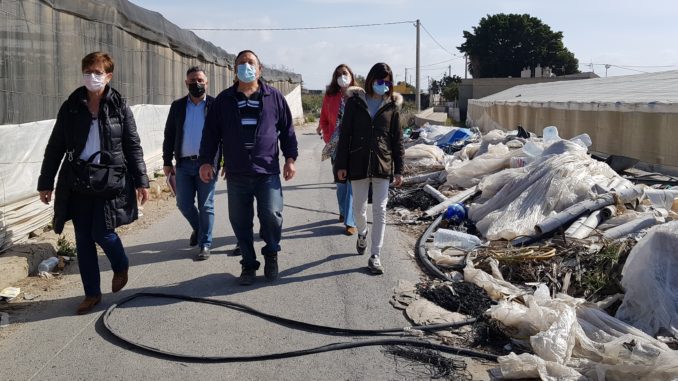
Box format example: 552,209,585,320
356,231,368,255
368,255,384,274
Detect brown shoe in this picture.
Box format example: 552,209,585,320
345,226,357,236
76,295,102,315
112,270,128,293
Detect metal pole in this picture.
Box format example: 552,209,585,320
415,19,421,111
405,68,408,85
464,54,468,79
448,65,451,77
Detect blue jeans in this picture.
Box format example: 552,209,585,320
227,174,283,270
175,159,216,248
71,196,128,297
336,182,355,227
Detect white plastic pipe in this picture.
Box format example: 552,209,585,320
571,210,604,239
602,215,659,240
423,184,447,202
564,216,587,237
425,186,478,217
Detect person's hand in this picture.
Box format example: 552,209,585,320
220,166,227,179
199,164,215,183
136,187,149,206
392,174,403,188
163,165,175,177
39,190,52,205
315,126,322,138
337,169,347,181
283,159,296,181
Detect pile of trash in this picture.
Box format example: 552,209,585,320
390,123,678,380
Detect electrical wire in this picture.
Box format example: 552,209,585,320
102,292,498,362
419,23,463,59
187,20,415,31
406,57,461,70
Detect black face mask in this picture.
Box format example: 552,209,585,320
188,82,205,98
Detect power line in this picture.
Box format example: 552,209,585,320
580,62,678,70
419,22,462,59
406,57,459,70
186,20,415,31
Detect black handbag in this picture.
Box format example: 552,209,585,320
69,151,126,199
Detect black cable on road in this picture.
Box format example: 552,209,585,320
102,292,498,362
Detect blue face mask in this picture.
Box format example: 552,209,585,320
372,82,389,95
237,63,257,83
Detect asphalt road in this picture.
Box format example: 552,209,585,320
0,125,453,381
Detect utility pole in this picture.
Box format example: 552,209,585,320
404,68,408,85
464,54,468,79
448,65,451,77
415,19,421,111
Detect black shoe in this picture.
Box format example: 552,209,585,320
239,268,256,286
264,254,279,281
196,247,210,261
189,230,198,247
230,243,242,256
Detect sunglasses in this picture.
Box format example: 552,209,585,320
375,79,393,87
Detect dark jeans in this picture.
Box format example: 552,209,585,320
226,174,283,270
175,159,216,248
71,196,128,297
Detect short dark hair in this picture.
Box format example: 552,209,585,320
325,64,356,96
365,62,393,97
82,52,114,73
186,66,205,77
235,50,261,66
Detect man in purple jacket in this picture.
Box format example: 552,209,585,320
199,50,298,286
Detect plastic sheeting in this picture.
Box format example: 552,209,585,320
615,221,678,337
0,0,301,125
467,268,678,381
467,140,619,240
467,71,678,167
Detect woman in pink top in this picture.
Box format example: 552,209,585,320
318,64,358,235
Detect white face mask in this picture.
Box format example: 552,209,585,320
83,73,107,92
337,74,351,88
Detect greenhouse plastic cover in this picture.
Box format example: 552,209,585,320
0,0,301,124
467,71,678,167
471,70,678,111
40,0,302,83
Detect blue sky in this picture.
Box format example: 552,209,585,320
130,0,677,90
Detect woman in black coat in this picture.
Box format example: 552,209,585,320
335,62,404,275
37,52,149,314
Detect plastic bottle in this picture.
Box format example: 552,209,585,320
522,140,543,158
433,229,482,251
38,257,59,274
570,133,592,148
542,126,560,145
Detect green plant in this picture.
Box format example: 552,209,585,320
306,115,316,123
57,235,77,257
301,93,323,118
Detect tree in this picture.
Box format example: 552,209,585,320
430,74,462,101
458,14,579,78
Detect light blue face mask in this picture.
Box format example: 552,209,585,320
372,82,389,95
237,63,257,83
